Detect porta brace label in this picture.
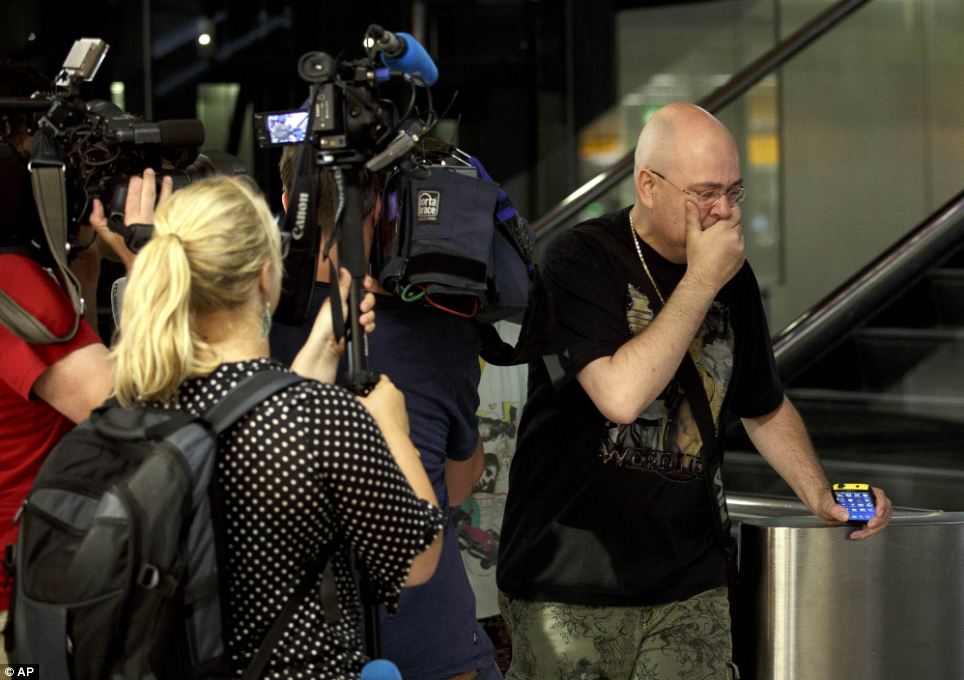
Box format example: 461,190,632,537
416,189,441,223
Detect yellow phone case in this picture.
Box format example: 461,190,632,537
832,482,871,492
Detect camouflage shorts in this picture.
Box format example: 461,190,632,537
498,587,739,680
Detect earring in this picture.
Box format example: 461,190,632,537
260,302,272,337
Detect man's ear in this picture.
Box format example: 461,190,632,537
637,169,657,209
281,192,289,213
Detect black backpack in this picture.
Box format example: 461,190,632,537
4,370,323,680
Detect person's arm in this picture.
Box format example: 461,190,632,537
742,395,894,540
360,375,443,586
31,342,113,423
67,225,102,331
445,436,484,506
578,202,745,424
290,268,376,383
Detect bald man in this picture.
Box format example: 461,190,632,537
495,103,892,679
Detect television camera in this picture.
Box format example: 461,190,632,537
0,38,244,343
257,25,441,393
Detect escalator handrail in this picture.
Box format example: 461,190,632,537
773,189,964,381
531,0,874,239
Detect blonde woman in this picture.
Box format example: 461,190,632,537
111,175,444,677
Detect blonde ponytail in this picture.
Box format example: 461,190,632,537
112,175,282,407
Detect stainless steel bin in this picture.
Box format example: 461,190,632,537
737,512,964,680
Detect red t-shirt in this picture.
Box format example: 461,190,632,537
0,254,102,610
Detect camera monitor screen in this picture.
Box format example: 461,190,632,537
264,110,309,145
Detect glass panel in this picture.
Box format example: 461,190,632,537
195,82,255,174
775,0,929,331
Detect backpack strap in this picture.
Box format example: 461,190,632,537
201,370,305,434
203,369,344,679
91,371,306,441
241,558,328,680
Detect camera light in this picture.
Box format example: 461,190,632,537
110,81,126,111
198,33,212,46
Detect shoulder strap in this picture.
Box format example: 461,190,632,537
202,370,305,435
205,369,340,680
225,371,343,678
0,285,79,343
675,354,732,549
0,142,82,344
27,130,83,342
634,264,733,552
90,370,307,441
240,558,328,680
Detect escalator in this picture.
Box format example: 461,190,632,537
727,190,964,511
529,0,964,513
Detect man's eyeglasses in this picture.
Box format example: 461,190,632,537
649,169,747,208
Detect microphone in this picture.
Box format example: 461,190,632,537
366,119,423,172
371,26,438,86
360,659,402,680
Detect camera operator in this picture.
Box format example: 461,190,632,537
270,140,502,680
0,60,112,658
0,61,180,660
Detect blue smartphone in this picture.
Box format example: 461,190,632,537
832,483,877,523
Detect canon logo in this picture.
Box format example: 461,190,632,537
292,192,309,239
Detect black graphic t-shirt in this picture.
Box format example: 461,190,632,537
497,206,783,606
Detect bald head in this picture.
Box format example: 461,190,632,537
630,102,743,263
633,102,737,178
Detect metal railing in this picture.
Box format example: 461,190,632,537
772,189,964,380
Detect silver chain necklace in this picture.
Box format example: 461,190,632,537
629,211,717,435
629,210,665,305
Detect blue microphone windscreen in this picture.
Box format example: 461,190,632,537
360,658,403,680
381,32,439,86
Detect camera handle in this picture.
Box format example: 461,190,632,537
337,172,380,397
332,171,383,660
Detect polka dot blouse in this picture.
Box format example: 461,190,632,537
168,358,445,678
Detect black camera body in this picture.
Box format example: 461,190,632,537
33,97,203,238
0,37,246,344
255,24,439,173
0,38,244,256
255,51,406,168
